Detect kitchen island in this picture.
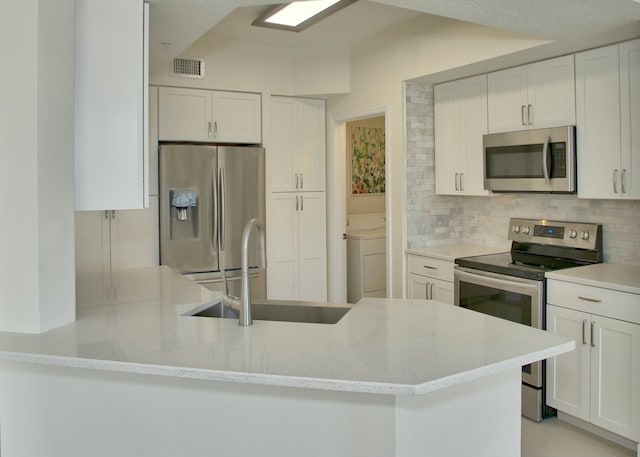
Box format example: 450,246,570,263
0,266,573,457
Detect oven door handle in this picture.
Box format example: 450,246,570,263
455,267,540,293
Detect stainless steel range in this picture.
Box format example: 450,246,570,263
454,218,603,421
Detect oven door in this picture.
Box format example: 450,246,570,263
454,266,544,388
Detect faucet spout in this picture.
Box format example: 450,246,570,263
239,218,266,326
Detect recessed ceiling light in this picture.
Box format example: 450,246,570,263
252,0,358,32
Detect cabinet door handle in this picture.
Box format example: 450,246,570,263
460,173,464,191
582,319,588,345
429,283,434,300
521,105,527,126
613,169,619,193
208,121,212,138
213,121,218,138
528,104,533,125
426,282,431,300
295,173,299,189
578,296,602,303
300,173,304,189
621,169,627,193
455,173,460,191
590,321,596,348
423,265,437,270
300,195,304,211
295,195,299,211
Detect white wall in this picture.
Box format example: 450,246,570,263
326,15,549,297
0,0,76,333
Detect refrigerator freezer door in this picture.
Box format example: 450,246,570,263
159,144,219,273
218,146,265,271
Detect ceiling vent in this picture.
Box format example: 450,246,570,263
172,58,205,79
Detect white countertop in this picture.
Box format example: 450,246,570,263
0,266,572,396
406,243,509,262
546,263,640,295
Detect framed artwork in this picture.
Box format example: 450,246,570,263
350,126,385,194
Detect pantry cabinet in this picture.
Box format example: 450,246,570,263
75,0,149,211
487,55,575,133
576,38,640,199
267,96,327,301
158,87,261,144
266,192,327,302
434,75,489,196
546,278,640,442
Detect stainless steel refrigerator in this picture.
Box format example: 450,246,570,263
159,143,265,298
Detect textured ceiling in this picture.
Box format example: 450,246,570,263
146,0,640,77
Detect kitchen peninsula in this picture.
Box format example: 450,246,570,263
0,266,573,457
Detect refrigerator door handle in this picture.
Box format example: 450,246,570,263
212,171,218,251
219,167,226,250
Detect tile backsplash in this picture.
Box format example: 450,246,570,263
405,81,640,264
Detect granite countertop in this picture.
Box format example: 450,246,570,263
406,243,510,262
0,266,573,395
546,263,640,295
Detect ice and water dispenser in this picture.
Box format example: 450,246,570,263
170,190,199,240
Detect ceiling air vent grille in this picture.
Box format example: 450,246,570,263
172,58,205,79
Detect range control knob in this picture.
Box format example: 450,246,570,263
581,230,590,241
569,229,578,239
522,226,531,235
512,225,521,233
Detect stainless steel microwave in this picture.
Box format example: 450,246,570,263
483,126,576,193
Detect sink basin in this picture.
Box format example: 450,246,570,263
188,299,351,324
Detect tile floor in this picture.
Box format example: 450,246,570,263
522,417,636,457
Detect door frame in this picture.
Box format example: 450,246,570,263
327,106,391,303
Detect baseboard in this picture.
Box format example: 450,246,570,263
557,412,638,452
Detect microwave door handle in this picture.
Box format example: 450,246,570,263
542,136,551,185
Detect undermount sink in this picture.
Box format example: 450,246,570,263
187,300,351,325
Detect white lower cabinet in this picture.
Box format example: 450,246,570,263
75,196,159,275
406,254,454,304
266,192,327,302
546,280,640,442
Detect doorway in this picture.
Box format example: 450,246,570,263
327,109,389,303
344,116,387,303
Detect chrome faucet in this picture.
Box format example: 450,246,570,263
239,218,267,326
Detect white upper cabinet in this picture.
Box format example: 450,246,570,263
434,74,489,196
75,0,149,211
269,97,326,193
158,87,261,144
576,39,640,200
488,55,575,133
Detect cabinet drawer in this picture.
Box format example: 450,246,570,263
407,255,453,282
547,279,640,324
